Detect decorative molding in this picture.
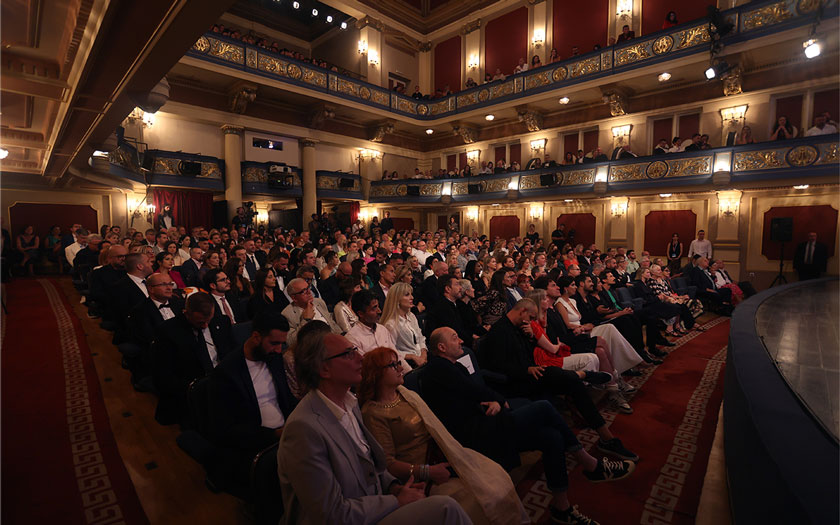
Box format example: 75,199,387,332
368,121,395,143
419,41,433,52
517,108,544,132
601,89,628,116
460,19,481,35
452,124,478,144
308,103,336,129
722,66,743,96
299,138,319,148
221,124,244,135
356,16,385,32
228,81,257,114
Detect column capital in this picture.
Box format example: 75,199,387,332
299,138,319,148
221,125,244,136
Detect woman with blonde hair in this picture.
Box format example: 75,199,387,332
359,347,529,525
380,282,427,369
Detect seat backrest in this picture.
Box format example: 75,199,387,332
187,376,213,438
231,321,253,348
673,277,688,289
403,369,422,394
615,287,635,306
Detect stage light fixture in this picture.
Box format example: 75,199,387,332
484,114,495,121
326,15,333,23
803,38,821,58
705,61,731,80
558,97,570,104
292,1,299,8
0,148,8,160
311,8,318,16
341,21,348,29
425,129,434,135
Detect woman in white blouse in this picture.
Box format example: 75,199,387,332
333,278,360,334
380,282,427,369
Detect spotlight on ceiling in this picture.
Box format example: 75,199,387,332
794,184,810,189
311,8,318,16
658,72,671,82
484,114,495,121
659,193,672,197
292,1,299,8
564,199,574,203
340,21,348,29
558,97,570,105
803,38,821,59
425,129,434,135
0,148,8,160
705,61,730,80
326,15,333,23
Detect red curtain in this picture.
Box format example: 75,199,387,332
557,213,596,247
678,113,700,139
152,188,213,230
583,130,600,153
643,210,697,255
350,201,360,223
509,144,521,165
490,215,520,241
761,205,837,260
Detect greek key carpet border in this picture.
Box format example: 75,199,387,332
39,279,127,525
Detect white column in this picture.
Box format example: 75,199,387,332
419,45,432,95
300,139,318,222
222,125,244,223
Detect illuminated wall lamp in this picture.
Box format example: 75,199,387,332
611,124,631,139
717,190,741,217
530,204,543,220
532,29,545,48
530,138,547,153
466,207,479,221
367,49,380,66
720,105,748,126
466,149,481,164
358,40,368,54
611,200,628,218
616,0,632,19
468,55,479,69
358,148,382,160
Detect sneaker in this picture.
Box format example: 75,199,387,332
583,370,612,385
596,437,639,461
609,391,634,414
583,457,636,483
549,504,600,524
617,378,637,395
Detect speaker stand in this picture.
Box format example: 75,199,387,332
770,242,788,287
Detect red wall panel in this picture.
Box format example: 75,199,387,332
446,154,456,171
775,95,803,133
495,146,506,163
653,117,674,145
563,134,579,159
485,7,527,76
553,0,608,59
391,218,415,232
678,113,700,139
557,213,596,248
812,89,839,127
583,130,600,153
509,144,521,165
641,0,715,36
8,203,98,240
490,215,521,241
434,35,461,92
643,210,698,256
458,152,468,169
761,205,837,260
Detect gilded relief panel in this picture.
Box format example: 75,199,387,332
490,81,514,99
741,1,793,31
569,57,600,78
452,182,469,195
562,169,594,185
615,43,653,66
457,92,478,107
370,184,398,197
485,178,510,193
525,72,550,90
608,164,646,182
209,39,244,64
244,167,267,182
257,54,287,75
674,26,710,50
733,149,787,171
817,143,839,164
518,174,542,190
666,156,712,178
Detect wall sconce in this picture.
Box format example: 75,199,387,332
358,40,368,54
466,207,479,221
610,198,628,218
530,138,547,154
530,203,543,220
130,197,156,225
720,104,748,126
532,29,545,48
595,166,608,183
717,190,741,217
442,182,453,196
257,210,269,225
466,149,480,164
714,151,732,173
468,54,479,69
616,0,632,19
126,107,155,128
508,176,520,190
358,148,382,160
611,124,631,139
367,49,380,66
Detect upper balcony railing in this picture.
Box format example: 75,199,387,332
368,135,839,203
186,0,836,122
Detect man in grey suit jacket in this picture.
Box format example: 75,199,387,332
277,331,471,525
282,278,341,345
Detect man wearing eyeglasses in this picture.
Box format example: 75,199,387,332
278,330,471,525
204,268,246,323
283,277,339,346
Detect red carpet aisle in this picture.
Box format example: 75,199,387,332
517,317,730,524
1,278,148,525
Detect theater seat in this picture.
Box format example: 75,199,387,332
231,321,253,348
403,369,422,394
615,287,639,309
672,277,697,299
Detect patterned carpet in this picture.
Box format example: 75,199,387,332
1,278,148,525
516,316,730,524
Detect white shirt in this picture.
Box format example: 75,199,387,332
152,298,175,320
128,274,150,297
315,389,369,455
412,248,431,266
805,124,838,136
345,322,396,357
198,327,219,367
213,293,235,321
688,239,713,259
334,301,358,334
65,242,85,266
246,359,286,429
385,313,425,373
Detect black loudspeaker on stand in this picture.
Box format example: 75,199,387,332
769,217,793,287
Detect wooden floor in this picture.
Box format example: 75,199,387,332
59,278,250,525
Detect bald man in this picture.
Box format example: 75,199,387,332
89,244,128,320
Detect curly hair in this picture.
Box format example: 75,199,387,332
357,347,399,407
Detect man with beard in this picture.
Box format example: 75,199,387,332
89,245,127,319
207,311,297,522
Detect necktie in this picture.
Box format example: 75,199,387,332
806,242,813,264
194,329,213,372
159,303,169,310
221,297,234,321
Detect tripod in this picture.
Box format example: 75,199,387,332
770,242,788,287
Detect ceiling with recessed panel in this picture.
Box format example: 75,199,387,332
228,0,355,41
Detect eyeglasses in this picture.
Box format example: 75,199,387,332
148,282,176,288
383,361,401,370
290,287,311,296
216,277,230,283
324,347,360,361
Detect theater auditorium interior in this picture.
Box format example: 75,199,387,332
1,0,838,523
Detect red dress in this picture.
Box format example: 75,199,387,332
531,320,572,367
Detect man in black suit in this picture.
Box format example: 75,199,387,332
152,292,233,425
90,245,127,319
793,231,829,281
420,259,448,311
423,275,482,346
126,272,184,390
179,246,204,288
204,268,247,323
110,251,154,344
682,134,702,152
320,261,351,310
366,247,388,284
370,263,395,310
691,257,732,311
208,311,297,520
379,211,394,233
244,239,263,277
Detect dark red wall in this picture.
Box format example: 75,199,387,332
761,205,837,260
643,210,697,255
485,7,527,76
458,152,468,168
641,0,714,36
553,0,608,59
583,130,600,153
653,117,673,144
813,88,840,124
495,146,506,163
563,134,578,158
557,213,596,247
509,144,521,165
490,215,521,241
447,154,456,171
391,218,415,231
775,95,803,133
434,35,461,92
678,113,700,139
8,203,98,240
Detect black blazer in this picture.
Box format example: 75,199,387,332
247,290,289,320
254,250,268,268
370,281,388,310
110,275,150,343
794,241,829,272
208,349,297,456
127,296,185,348
319,275,341,309
90,265,125,312
420,275,439,310
211,292,248,324
423,297,477,344
180,259,201,288
152,313,233,425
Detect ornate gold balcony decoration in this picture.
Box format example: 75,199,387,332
317,176,360,191
652,35,674,55
552,67,568,81
395,96,418,113
518,174,542,190
257,54,287,75
417,104,429,115
371,89,389,106
674,25,710,50
194,36,211,53
477,89,490,102
609,163,647,182
246,48,257,68
569,56,600,78
817,143,839,164
490,80,515,99
797,0,822,12
615,43,652,66
302,68,327,88
452,182,469,195
525,71,550,89
420,184,442,196
562,169,595,185
787,145,819,166
667,156,712,178
485,178,511,193
742,1,793,31
457,92,478,107
646,160,668,179
152,158,223,179
733,149,787,171
245,166,268,182
429,99,452,115
600,51,612,70
370,184,398,197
